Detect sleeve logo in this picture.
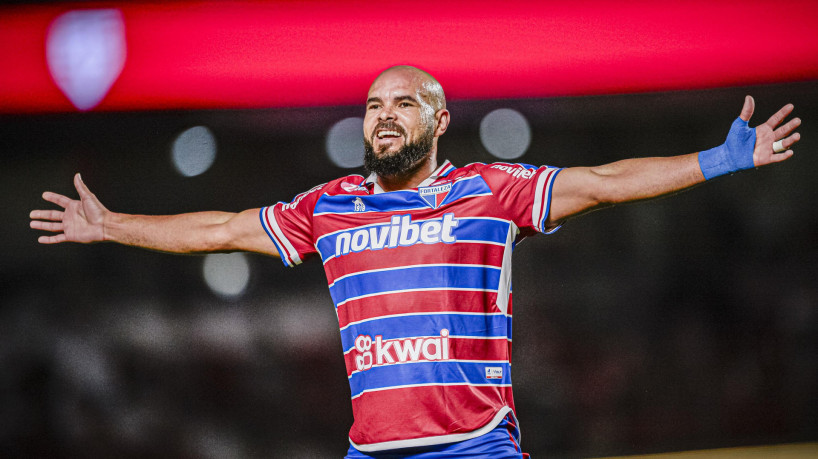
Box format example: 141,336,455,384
490,164,535,179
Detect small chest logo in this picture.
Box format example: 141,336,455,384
418,182,452,209
485,367,503,379
353,197,366,212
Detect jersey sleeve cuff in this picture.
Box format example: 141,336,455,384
259,206,303,267
531,167,563,234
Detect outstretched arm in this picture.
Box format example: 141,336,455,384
546,96,801,228
30,173,278,256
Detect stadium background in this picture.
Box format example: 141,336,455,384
1,1,816,457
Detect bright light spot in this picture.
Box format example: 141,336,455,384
326,117,364,168
46,9,126,111
479,108,531,160
172,126,217,177
202,253,250,298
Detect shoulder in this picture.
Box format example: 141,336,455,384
298,174,366,198
278,174,365,213
321,174,368,195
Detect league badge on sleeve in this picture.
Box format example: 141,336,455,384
418,183,452,209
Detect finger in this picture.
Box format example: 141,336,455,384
74,173,95,200
777,132,801,151
773,117,801,139
30,209,64,221
739,95,754,122
764,103,794,129
30,220,64,232
38,234,67,244
767,150,794,163
42,191,72,208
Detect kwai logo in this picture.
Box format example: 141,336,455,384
354,329,450,372
334,213,458,257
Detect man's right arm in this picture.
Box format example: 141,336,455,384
30,173,279,256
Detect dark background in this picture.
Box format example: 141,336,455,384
2,81,817,457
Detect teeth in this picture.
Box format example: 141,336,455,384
377,130,401,138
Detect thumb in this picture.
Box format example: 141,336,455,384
739,95,755,122
74,173,93,199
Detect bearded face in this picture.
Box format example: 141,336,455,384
363,120,435,178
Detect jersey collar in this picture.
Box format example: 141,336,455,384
365,160,455,194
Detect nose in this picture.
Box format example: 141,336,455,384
378,105,395,121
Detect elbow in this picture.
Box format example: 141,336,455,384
587,170,623,208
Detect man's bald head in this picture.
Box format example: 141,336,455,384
370,65,446,113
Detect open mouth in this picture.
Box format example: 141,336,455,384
374,123,404,140
376,130,401,139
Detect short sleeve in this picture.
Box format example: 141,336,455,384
259,183,325,267
478,163,563,235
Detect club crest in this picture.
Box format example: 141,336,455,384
418,183,452,209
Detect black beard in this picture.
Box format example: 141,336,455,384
363,127,434,178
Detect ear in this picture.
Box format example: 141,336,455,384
434,109,450,137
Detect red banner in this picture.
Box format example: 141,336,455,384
1,0,817,113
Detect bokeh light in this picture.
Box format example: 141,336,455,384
171,126,217,177
46,9,126,111
202,253,250,298
479,108,531,160
326,117,364,168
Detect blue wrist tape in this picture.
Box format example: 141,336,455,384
698,117,756,180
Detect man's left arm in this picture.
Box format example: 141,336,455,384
546,96,801,228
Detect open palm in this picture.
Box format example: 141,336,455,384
30,173,108,244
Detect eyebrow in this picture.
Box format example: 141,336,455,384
366,95,420,105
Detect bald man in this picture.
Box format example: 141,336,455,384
31,65,801,458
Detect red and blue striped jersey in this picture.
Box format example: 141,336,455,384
259,160,562,452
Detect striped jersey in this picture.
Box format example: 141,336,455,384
259,160,562,452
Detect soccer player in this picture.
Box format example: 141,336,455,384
30,66,801,458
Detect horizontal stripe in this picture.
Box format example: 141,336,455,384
349,359,509,378
336,289,501,328
313,175,492,215
330,263,495,287
340,312,510,352
335,287,495,309
343,336,511,376
316,217,512,262
329,264,501,306
343,334,510,356
315,191,425,215
343,335,510,355
324,242,506,286
348,361,511,398
438,175,492,207
352,382,513,400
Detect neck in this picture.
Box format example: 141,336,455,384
376,152,438,192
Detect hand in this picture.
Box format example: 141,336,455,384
739,95,801,167
30,173,109,244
